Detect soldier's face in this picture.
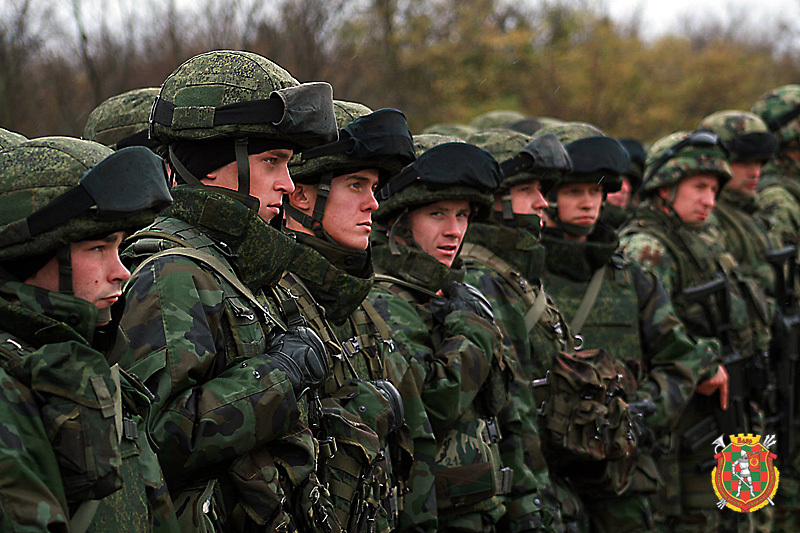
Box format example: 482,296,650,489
494,180,548,216
287,169,380,250
556,182,603,227
407,200,471,267
660,174,719,224
606,176,632,208
728,160,762,197
204,149,294,222
25,231,130,313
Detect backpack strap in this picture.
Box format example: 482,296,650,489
569,265,606,335
373,273,437,299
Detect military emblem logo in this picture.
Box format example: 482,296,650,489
712,433,779,513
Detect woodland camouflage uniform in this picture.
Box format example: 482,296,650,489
282,100,424,532
538,123,718,532
621,131,762,532
462,128,581,533
752,85,800,248
367,135,514,532
119,51,339,532
0,136,178,531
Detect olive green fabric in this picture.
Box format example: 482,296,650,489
0,127,26,151
83,87,160,149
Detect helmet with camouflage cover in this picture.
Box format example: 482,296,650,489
285,100,416,240
751,85,800,149
374,134,501,223
0,128,26,151
421,122,477,139
0,137,171,293
149,50,337,208
640,130,731,199
469,110,527,131
698,110,778,163
83,87,161,150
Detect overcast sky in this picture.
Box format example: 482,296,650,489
605,0,800,39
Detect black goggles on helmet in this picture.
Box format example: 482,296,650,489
0,147,172,247
500,133,572,178
724,131,778,161
566,136,630,175
151,82,338,143
377,143,501,200
644,131,729,183
300,108,416,165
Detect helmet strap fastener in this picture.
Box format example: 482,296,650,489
501,193,514,221
388,210,408,256
234,138,251,197
309,172,334,240
56,245,74,296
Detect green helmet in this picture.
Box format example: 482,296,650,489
420,122,477,139
641,130,731,198
698,110,778,163
0,137,171,291
83,87,160,150
751,85,800,149
469,110,527,131
286,100,416,239
0,128,27,151
374,134,501,222
149,50,337,208
536,122,627,194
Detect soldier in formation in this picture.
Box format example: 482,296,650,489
4,48,800,532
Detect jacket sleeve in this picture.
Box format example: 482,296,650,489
0,368,69,532
632,262,721,430
120,255,301,481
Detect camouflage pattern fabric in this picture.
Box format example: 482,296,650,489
756,155,800,246
278,231,420,533
120,186,314,528
459,221,588,533
368,239,511,532
541,222,719,532
0,278,179,531
82,87,160,149
0,127,26,151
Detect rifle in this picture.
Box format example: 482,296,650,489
763,246,800,460
681,275,748,441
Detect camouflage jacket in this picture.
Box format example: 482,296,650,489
541,223,716,430
280,232,422,532
368,238,512,532
460,222,578,533
706,189,777,352
0,278,178,532
756,154,800,246
120,187,312,526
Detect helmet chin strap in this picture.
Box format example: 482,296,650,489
388,210,409,255
284,172,336,241
56,246,73,296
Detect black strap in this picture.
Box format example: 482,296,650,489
234,138,250,196
151,98,285,128
27,186,94,237
56,246,73,296
767,105,800,133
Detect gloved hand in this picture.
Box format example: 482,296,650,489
627,399,657,449
264,326,330,399
429,281,494,324
371,379,405,433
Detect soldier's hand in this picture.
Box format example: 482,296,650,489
429,281,494,323
264,326,330,399
696,364,729,410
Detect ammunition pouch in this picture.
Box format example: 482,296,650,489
434,416,513,516
538,349,636,465
173,479,231,533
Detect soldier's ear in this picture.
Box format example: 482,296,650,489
287,183,316,212
657,187,672,201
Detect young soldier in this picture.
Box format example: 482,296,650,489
0,137,177,531
368,135,514,532
603,138,647,229
620,131,763,532
537,122,720,532
119,50,337,531
282,100,425,532
752,85,800,247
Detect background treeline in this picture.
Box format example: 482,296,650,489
3,0,800,142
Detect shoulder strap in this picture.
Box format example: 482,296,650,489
569,265,606,335
129,247,283,332
373,273,437,299
70,501,102,533
460,242,537,305
622,224,689,291
523,289,549,332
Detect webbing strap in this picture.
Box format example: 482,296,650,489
523,288,549,333
373,274,437,299
129,247,281,332
70,500,101,533
570,265,606,335
361,301,392,342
